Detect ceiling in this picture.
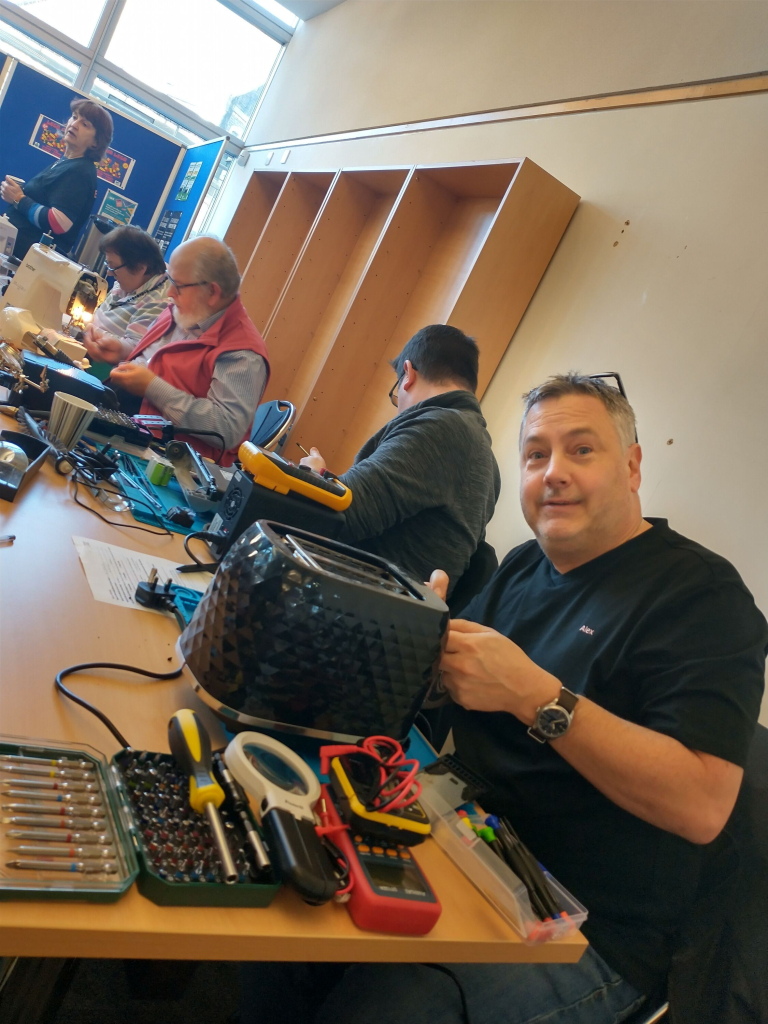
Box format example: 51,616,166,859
279,0,347,21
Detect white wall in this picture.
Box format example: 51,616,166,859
216,1,768,721
248,0,768,144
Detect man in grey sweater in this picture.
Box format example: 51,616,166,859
300,324,500,596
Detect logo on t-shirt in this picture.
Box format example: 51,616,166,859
579,624,595,635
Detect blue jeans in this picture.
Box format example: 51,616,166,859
239,946,645,1024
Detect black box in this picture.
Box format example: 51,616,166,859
209,467,346,555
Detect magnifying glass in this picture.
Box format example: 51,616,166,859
224,732,337,905
224,732,319,821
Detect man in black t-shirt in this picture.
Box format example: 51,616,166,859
242,373,767,1024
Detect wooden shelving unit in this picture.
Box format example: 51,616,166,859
223,170,287,272
262,168,409,413
226,159,579,467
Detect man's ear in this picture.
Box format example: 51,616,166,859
402,359,417,391
628,442,643,494
207,281,224,307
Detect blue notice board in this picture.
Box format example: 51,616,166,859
0,60,183,239
151,137,227,259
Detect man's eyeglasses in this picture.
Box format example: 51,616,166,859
105,262,125,274
388,374,405,408
167,277,209,292
587,371,638,442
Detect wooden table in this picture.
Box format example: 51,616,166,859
0,459,587,964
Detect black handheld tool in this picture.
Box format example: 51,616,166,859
168,710,238,884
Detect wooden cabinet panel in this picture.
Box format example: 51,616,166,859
291,169,460,461
224,170,287,272
262,169,408,409
239,171,335,332
448,159,580,397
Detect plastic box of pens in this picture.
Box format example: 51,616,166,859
417,760,587,944
0,736,138,902
111,748,280,907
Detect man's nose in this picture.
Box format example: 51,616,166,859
543,450,570,487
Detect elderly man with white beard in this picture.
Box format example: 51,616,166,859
83,236,269,465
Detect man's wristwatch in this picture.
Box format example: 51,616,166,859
527,686,579,743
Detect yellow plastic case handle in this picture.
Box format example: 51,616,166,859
238,442,353,512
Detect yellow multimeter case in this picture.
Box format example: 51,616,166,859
237,441,353,512
328,755,431,846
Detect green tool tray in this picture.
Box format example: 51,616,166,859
112,748,281,907
0,735,139,903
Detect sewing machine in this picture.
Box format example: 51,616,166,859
0,242,107,363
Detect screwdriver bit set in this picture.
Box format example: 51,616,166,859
0,738,137,902
0,737,279,907
112,748,279,907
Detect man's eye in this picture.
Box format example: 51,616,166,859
576,446,592,455
527,451,546,461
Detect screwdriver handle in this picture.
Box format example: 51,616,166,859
168,710,225,815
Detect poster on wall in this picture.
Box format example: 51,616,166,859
29,114,136,189
98,189,138,226
153,209,183,255
28,114,66,159
97,146,135,190
175,161,202,201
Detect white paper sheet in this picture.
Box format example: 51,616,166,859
72,536,210,611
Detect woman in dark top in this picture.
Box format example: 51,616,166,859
0,98,113,259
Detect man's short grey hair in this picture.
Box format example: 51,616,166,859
519,373,638,450
190,236,241,301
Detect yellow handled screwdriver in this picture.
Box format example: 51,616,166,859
168,709,238,885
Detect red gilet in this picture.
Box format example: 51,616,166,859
128,296,270,465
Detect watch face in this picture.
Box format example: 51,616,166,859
536,706,571,739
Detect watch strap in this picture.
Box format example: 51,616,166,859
557,686,579,713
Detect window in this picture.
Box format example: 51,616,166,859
0,18,79,84
91,78,204,147
3,0,107,48
0,0,292,147
255,0,298,29
104,0,283,140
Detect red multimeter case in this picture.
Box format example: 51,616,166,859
321,784,441,935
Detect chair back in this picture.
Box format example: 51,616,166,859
249,400,296,454
667,723,768,1023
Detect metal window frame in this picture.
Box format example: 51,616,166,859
0,0,290,150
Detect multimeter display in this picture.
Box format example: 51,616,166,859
364,859,428,898
352,833,433,901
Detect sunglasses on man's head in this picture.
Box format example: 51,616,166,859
587,372,638,442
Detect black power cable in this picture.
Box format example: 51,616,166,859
420,964,472,1024
175,426,227,465
55,662,184,748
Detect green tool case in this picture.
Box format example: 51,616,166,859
0,735,280,907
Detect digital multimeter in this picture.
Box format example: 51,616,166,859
321,784,441,935
238,442,353,512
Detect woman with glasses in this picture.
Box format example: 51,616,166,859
82,225,171,368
